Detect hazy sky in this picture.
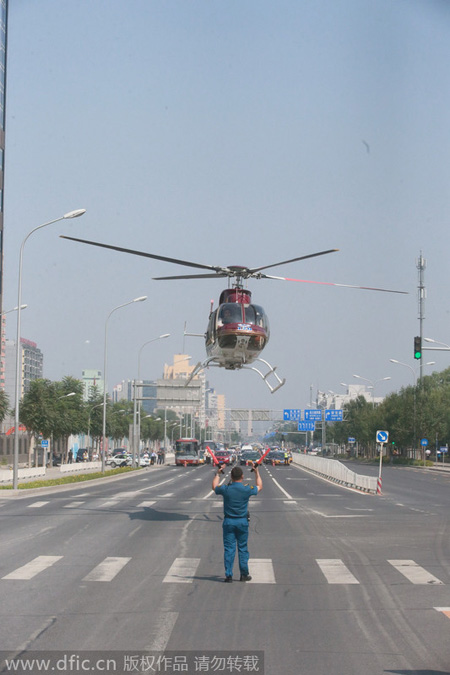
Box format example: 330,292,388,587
3,0,450,413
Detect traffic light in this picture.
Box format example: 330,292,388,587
414,336,422,360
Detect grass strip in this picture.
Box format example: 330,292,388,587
0,466,140,489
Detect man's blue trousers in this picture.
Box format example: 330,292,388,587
222,517,250,577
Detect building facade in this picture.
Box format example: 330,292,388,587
4,337,43,403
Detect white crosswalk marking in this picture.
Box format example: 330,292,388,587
163,558,201,583
138,501,156,507
388,560,444,585
2,556,63,580
64,501,85,508
28,501,49,508
83,557,131,582
101,500,120,508
247,559,276,584
316,559,360,584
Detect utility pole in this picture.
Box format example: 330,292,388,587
417,253,426,384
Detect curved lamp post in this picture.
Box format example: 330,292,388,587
352,374,391,406
101,296,147,472
13,209,86,489
133,333,170,466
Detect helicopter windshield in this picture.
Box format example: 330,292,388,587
218,303,243,325
243,304,269,332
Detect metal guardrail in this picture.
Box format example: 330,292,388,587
291,453,377,493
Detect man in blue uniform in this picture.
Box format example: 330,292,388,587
212,462,263,583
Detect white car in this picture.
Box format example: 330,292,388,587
139,454,150,467
106,453,132,468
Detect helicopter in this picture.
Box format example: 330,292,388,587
60,236,407,393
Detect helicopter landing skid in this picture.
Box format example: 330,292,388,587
242,357,286,394
186,357,285,394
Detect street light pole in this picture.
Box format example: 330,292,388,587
13,209,86,489
352,374,391,407
133,333,170,467
102,296,147,472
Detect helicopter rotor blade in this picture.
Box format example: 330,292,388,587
262,274,408,294
249,248,339,274
153,273,228,281
60,236,222,273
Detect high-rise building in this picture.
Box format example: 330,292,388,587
4,337,43,403
81,369,103,401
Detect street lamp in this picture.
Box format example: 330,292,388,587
133,333,170,466
424,338,450,350
13,208,86,489
352,374,391,406
1,304,27,316
101,296,147,472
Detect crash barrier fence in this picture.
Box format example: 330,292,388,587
291,453,377,494
0,466,46,483
60,461,102,474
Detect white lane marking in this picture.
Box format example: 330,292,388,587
269,475,294,500
283,500,297,505
3,555,63,580
72,493,90,497
285,477,309,481
212,502,222,507
113,491,142,499
194,478,202,481
388,560,444,585
83,557,131,582
138,501,156,507
202,476,227,499
64,501,85,508
317,559,359,584
345,507,373,512
248,559,276,584
163,558,201,583
310,509,368,518
157,493,174,497
179,501,192,505
28,501,49,508
144,612,179,651
128,525,142,537
101,500,120,508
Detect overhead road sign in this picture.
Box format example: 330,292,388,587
325,409,343,421
298,421,315,432
283,409,301,421
376,430,389,444
305,409,322,421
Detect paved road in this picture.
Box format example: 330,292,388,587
1,462,450,674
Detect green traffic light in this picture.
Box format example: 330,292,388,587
415,351,422,359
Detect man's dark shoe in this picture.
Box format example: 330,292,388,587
240,574,252,582
224,576,233,583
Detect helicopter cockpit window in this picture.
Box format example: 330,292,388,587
217,303,243,326
244,304,269,332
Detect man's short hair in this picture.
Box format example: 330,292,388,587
231,466,243,480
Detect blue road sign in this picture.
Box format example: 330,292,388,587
348,437,356,444
376,430,389,443
283,409,301,421
325,409,343,421
421,438,428,447
41,439,49,448
305,409,322,421
298,421,315,432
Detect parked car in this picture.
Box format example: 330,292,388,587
106,453,132,468
139,453,150,467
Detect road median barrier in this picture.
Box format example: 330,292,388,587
291,454,377,493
